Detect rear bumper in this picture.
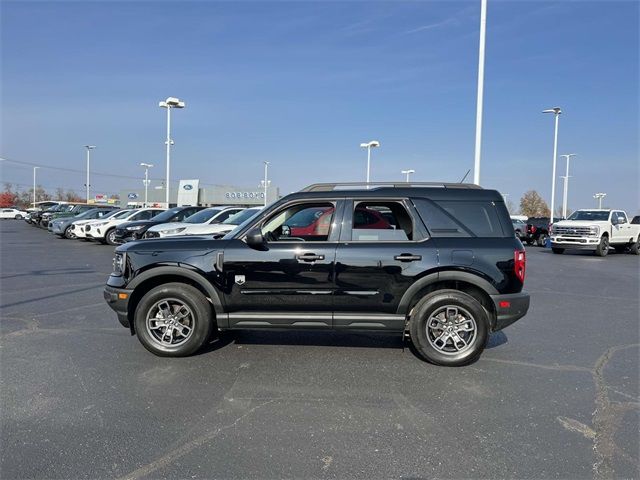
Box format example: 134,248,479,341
490,292,530,331
104,285,133,329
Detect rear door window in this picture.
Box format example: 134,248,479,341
349,201,414,241
412,198,507,238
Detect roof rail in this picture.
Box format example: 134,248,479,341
301,182,483,192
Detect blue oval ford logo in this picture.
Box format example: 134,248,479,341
183,184,193,190
127,193,138,199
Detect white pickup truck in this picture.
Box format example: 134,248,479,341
550,209,640,256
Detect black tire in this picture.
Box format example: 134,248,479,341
595,235,609,257
552,248,564,254
14,214,22,219
629,237,640,255
614,245,627,254
525,240,533,246
64,226,76,239
134,282,213,357
105,228,117,246
536,233,548,247
409,289,489,366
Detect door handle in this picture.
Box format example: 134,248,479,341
296,253,325,262
394,253,422,262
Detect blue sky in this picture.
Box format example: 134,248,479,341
1,0,638,213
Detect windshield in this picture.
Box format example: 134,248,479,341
567,210,610,221
101,209,122,219
222,208,260,225
112,209,133,219
222,208,263,238
75,209,100,219
184,208,222,224
151,207,183,222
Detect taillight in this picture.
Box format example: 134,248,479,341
531,225,537,234
514,249,526,284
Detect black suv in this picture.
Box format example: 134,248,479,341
104,182,529,366
113,206,205,243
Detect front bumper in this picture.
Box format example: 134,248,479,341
550,236,600,249
104,285,133,330
490,292,530,331
51,223,65,234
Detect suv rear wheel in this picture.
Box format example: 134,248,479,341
629,236,640,255
134,283,213,357
409,290,488,366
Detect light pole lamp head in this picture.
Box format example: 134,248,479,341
160,97,185,108
140,162,154,168
85,145,96,150
360,140,380,148
542,107,562,115
401,169,415,175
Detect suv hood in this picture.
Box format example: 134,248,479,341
116,236,230,253
182,223,237,235
553,220,604,228
147,222,185,232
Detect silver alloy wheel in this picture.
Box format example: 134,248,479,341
145,298,195,347
426,305,477,355
107,230,116,244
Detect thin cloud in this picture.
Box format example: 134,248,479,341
402,17,459,35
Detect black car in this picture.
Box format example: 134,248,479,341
524,217,552,246
631,215,639,225
105,182,530,366
113,206,205,243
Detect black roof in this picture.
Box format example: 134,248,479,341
285,182,503,202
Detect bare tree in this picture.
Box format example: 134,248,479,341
520,190,550,217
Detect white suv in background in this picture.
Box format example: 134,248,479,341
144,206,245,238
86,208,164,245
0,208,28,219
72,209,124,240
160,207,263,237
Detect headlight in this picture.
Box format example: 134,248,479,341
589,225,600,236
126,225,145,231
160,227,186,235
112,252,126,276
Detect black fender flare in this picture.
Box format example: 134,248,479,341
396,270,499,315
127,265,224,316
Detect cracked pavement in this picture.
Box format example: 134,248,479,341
1,221,638,479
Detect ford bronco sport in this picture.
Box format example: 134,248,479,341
104,182,530,366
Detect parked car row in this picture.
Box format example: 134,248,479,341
24,202,263,246
511,210,640,257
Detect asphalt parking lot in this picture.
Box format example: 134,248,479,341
1,220,638,479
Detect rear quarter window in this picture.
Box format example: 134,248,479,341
412,198,508,238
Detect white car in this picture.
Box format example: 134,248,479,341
151,207,263,238
71,209,125,240
144,206,245,238
86,208,164,245
550,209,640,256
0,208,28,219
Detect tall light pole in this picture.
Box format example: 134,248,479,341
84,145,96,203
473,0,488,186
401,169,415,182
260,161,271,206
594,192,607,209
559,153,577,219
33,166,40,207
360,140,380,187
140,163,154,207
159,97,185,207
543,107,562,222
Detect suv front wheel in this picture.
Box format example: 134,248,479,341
134,283,213,356
409,290,489,366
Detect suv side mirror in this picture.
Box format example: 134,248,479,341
617,216,626,224
246,227,267,251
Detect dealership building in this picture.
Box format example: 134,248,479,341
118,180,279,208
